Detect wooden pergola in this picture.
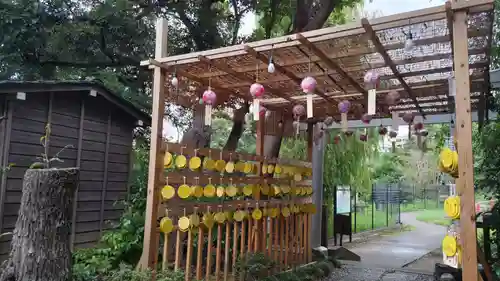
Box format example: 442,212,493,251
140,1,494,280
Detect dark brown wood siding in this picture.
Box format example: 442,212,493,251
0,90,135,260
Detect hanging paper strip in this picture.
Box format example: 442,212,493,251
341,113,348,132
204,104,212,126
367,89,376,115
307,94,313,118
391,111,399,132
253,99,260,121
448,74,456,97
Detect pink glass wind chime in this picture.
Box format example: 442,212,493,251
201,66,217,126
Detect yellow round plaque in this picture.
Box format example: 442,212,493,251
215,160,226,172
190,214,200,227
192,185,204,198
178,216,190,232
294,173,302,182
215,212,226,223
204,158,215,171
161,185,175,200
444,196,460,219
164,152,173,167
262,208,269,217
252,209,263,220
235,161,245,172
274,165,282,174
281,185,290,194
178,184,192,199
175,155,187,169
188,156,202,171
225,161,235,173
216,186,225,198
225,185,237,197
267,164,274,174
234,210,244,222
270,208,279,218
442,235,457,257
203,184,216,197
261,164,268,175
273,185,281,195
243,162,253,174
243,185,253,196
261,184,270,195
203,213,215,228
160,217,173,233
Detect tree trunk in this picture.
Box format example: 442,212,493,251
0,168,79,281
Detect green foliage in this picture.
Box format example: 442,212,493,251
323,129,379,196
74,263,184,281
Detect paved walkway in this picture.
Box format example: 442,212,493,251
343,212,446,268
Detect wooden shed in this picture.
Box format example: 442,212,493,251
0,81,150,261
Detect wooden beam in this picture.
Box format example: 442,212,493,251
243,45,336,105
138,18,168,270
445,2,456,114
361,18,425,117
452,8,479,281
295,34,368,98
197,55,295,103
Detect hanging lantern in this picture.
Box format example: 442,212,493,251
359,134,368,142
389,131,398,138
414,122,424,131
402,112,415,124
344,131,354,137
364,70,380,115
361,113,372,124
268,62,275,74
293,104,305,135
404,32,414,52
378,126,388,136
202,89,217,125
338,100,350,132
301,76,317,118
171,76,179,87
386,90,400,106
250,83,265,121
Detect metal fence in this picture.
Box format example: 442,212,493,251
327,183,449,238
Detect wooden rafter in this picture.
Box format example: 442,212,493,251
295,34,368,97
243,45,336,105
361,18,425,117
149,59,250,106
445,2,456,114
197,55,296,103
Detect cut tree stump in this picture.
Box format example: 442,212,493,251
0,168,79,281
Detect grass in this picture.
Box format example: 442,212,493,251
415,209,451,226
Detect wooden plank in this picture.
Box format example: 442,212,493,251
215,223,222,281
185,230,193,281
223,221,230,281
138,17,168,270
163,141,312,168
0,100,12,233
206,227,213,280
196,227,204,280
232,222,238,279
175,230,182,270
452,9,479,281
361,18,424,117
99,112,111,236
197,55,295,103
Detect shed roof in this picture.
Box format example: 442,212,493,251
142,0,494,121
0,80,151,125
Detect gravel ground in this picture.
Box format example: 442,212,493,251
328,263,434,281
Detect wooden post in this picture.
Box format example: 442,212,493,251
138,18,168,270
452,7,479,281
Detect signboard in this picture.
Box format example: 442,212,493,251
336,186,351,214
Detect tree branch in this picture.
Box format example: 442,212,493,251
265,0,280,39
303,0,339,31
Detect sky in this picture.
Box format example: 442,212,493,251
164,0,448,140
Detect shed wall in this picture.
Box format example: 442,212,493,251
0,91,135,261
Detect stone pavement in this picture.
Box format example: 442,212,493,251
342,212,446,269
328,263,434,281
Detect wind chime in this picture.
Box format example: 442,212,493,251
202,67,217,126
250,56,265,121
363,70,380,116
338,100,350,132
301,54,317,119
293,104,305,136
